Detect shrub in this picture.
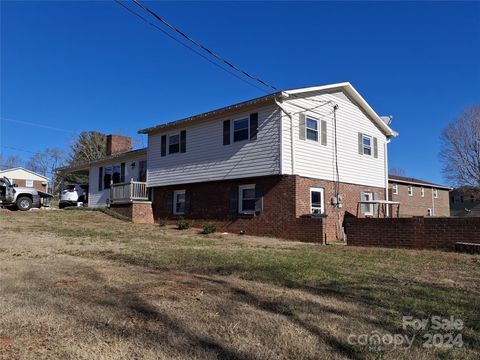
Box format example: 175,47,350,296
202,223,216,235
177,219,192,230
159,218,167,227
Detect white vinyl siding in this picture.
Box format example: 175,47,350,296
280,90,387,188
87,154,146,207
147,105,281,187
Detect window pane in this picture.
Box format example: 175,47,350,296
234,118,248,131
169,135,180,154
175,193,185,213
307,129,318,141
233,119,249,142
112,165,121,184
104,167,112,189
242,188,255,199
234,129,249,142
363,146,371,155
306,118,318,130
363,136,371,146
311,191,321,206
242,199,256,211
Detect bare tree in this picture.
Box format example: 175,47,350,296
0,154,23,170
389,167,406,177
26,148,66,193
440,105,480,187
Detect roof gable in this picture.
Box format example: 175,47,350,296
0,167,49,181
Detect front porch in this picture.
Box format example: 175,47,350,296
109,180,149,204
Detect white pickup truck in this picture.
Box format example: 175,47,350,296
0,177,52,211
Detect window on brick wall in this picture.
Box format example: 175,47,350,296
427,208,432,216
433,189,438,198
392,183,398,195
408,185,413,196
361,192,374,215
25,179,33,187
173,190,186,215
238,184,256,214
310,188,324,215
421,188,425,197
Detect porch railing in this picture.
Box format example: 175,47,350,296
110,179,148,204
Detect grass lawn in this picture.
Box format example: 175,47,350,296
0,209,479,359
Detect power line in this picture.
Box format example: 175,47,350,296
113,0,270,94
0,117,77,134
130,0,278,92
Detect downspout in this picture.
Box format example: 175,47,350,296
384,138,391,217
274,96,295,175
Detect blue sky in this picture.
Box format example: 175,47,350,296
1,1,479,184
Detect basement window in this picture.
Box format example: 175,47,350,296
173,190,186,215
310,188,324,215
239,184,256,214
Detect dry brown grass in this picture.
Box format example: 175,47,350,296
0,209,479,360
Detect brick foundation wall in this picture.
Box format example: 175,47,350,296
295,177,386,240
109,202,154,224
389,183,450,217
151,175,386,242
344,217,480,251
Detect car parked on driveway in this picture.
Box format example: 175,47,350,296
59,184,88,208
0,176,52,211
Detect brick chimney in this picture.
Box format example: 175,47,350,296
106,135,132,156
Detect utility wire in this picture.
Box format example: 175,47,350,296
113,0,270,94
0,117,77,134
130,0,278,92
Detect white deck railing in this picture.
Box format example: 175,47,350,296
110,179,148,204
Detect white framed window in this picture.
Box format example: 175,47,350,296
361,191,374,215
392,183,398,195
238,184,256,214
306,117,318,142
25,179,33,187
408,185,413,196
169,134,180,154
233,117,249,142
427,208,432,216
310,188,324,215
421,188,425,197
433,189,438,198
362,134,372,156
173,190,186,215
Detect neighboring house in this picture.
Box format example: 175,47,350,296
0,167,49,193
58,82,399,241
388,175,450,217
450,187,480,217
57,135,148,207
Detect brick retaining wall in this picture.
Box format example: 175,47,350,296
109,202,154,224
344,216,480,251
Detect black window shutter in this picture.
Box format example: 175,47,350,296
98,167,103,191
229,186,238,214
255,184,264,212
180,130,187,153
161,135,167,157
120,163,125,183
184,190,191,214
223,120,231,145
249,113,258,140
167,191,174,215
